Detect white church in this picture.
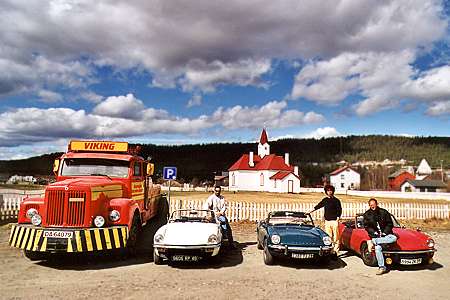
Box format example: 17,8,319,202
228,129,301,193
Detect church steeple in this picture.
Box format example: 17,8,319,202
258,128,270,158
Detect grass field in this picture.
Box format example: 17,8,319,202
170,191,449,204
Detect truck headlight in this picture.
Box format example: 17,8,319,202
31,214,42,226
323,236,332,246
94,216,105,228
154,234,164,243
208,234,219,244
271,234,281,244
427,239,435,248
26,208,38,219
109,210,120,222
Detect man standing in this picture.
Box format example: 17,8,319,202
204,186,236,249
363,198,397,275
310,185,342,258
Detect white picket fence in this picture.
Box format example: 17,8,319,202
1,190,449,223
168,199,450,222
0,190,45,222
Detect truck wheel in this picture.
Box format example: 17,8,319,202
127,214,142,257
263,239,275,265
153,248,163,265
360,243,378,267
24,250,46,261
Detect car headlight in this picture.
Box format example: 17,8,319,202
271,234,281,244
208,234,219,244
154,234,164,243
109,210,120,222
31,214,42,226
323,236,332,246
427,239,435,248
26,208,38,219
94,216,105,228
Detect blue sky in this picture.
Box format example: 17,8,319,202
0,0,449,160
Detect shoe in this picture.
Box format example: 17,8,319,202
376,268,387,275
366,240,374,252
228,242,237,250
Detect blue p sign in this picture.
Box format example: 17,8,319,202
163,167,177,180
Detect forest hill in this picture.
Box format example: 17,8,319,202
0,135,449,188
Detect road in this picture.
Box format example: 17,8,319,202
1,223,449,300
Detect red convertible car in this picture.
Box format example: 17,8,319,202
339,214,436,267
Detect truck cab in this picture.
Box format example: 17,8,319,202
9,140,165,259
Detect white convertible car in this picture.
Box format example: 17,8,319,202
153,209,223,264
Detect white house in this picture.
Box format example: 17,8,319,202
329,166,360,190
401,179,447,193
416,158,432,180
228,129,301,193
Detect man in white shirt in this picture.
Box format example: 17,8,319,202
204,186,236,249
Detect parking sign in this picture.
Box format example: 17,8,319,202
163,166,177,180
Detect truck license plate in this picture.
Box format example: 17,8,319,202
43,231,73,239
400,258,422,265
172,255,201,262
292,253,314,259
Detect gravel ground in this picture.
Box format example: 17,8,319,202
1,222,449,300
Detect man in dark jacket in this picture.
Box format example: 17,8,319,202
363,198,397,275
310,185,342,258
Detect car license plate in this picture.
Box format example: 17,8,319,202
292,253,314,259
43,231,73,239
400,258,422,265
171,255,201,262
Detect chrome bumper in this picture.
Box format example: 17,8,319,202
383,249,436,254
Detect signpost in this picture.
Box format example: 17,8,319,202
163,167,177,215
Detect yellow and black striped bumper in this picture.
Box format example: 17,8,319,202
9,224,129,253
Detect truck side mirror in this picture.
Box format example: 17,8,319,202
147,163,154,176
53,159,60,175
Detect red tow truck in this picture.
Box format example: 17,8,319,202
9,140,166,259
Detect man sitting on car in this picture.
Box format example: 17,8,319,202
203,186,236,249
363,198,397,275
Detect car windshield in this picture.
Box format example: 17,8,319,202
268,211,314,226
391,214,401,228
60,158,130,178
170,209,216,223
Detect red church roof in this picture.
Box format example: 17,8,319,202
229,153,293,171
260,128,268,144
270,171,300,180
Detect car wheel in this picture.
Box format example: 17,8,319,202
127,213,142,257
360,242,377,267
153,248,163,265
24,250,46,261
263,239,275,265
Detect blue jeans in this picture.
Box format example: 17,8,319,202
372,234,397,269
218,215,234,243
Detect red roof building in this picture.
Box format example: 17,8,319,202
388,170,415,191
228,129,301,193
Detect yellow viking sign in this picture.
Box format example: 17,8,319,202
70,141,128,152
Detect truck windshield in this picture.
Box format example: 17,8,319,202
60,158,130,178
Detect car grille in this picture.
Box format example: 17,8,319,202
46,190,86,226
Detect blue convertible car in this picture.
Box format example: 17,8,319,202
257,211,333,265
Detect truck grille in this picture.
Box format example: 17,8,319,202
46,190,86,226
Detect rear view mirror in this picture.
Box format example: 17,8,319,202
53,159,60,175
147,163,154,176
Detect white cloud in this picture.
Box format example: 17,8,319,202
425,101,450,116
292,51,450,116
93,93,146,119
38,89,63,103
0,0,446,94
81,91,104,103
180,59,271,92
186,94,202,108
210,100,324,129
303,127,343,139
